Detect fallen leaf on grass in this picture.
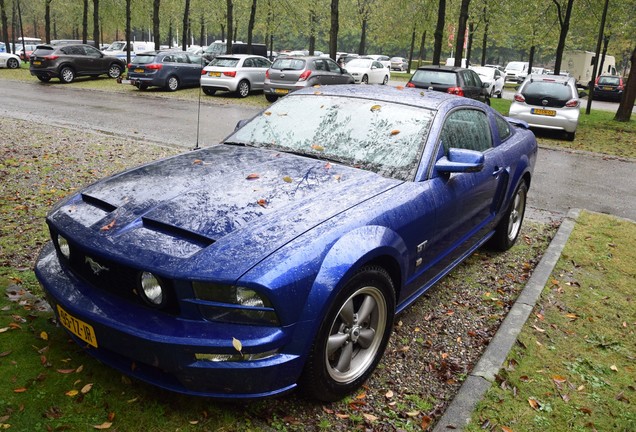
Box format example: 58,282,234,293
552,375,567,384
40,331,48,341
81,383,93,394
610,365,619,372
363,413,378,422
385,389,394,398
528,397,541,410
65,390,78,397
93,422,112,430
56,369,76,374
13,387,27,393
421,415,432,429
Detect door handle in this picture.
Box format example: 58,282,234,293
492,166,505,177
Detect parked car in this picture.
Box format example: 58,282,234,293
200,54,271,97
390,57,408,71
471,65,505,98
345,58,390,85
592,75,624,102
15,43,38,61
127,50,203,91
508,74,584,141
504,61,529,83
0,51,21,69
102,40,155,61
263,56,354,102
202,40,268,64
29,44,125,83
363,55,391,69
406,65,490,104
35,84,537,402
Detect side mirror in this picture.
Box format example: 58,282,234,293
234,119,249,131
578,91,588,98
435,148,485,173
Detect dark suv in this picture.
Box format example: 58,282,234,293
406,65,490,104
263,56,354,102
29,44,125,83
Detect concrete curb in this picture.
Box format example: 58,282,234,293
432,208,581,431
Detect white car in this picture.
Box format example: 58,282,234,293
0,52,21,69
471,66,505,98
364,55,391,69
345,58,390,84
201,54,272,98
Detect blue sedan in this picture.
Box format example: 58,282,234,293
35,85,537,401
126,50,203,91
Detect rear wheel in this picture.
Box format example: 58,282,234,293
36,75,51,82
489,182,527,251
237,80,250,98
7,58,19,69
166,75,179,91
108,64,123,78
265,94,278,103
59,66,75,83
202,87,216,96
300,266,395,402
136,83,149,91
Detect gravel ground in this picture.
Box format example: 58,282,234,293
0,117,558,431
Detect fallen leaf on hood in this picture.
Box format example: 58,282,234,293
100,220,116,231
370,104,382,112
232,337,243,353
257,199,268,208
246,173,260,180
311,144,324,152
390,129,400,135
282,176,293,183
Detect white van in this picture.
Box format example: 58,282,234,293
446,57,467,68
504,61,529,83
102,41,155,60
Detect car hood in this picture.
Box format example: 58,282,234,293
48,145,401,280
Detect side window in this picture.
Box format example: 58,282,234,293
314,59,325,71
326,58,341,72
495,114,512,142
243,58,254,68
257,58,271,68
162,55,174,63
84,46,101,57
439,109,493,154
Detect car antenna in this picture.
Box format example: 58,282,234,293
193,55,204,151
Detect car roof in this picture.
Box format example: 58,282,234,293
290,83,468,111
525,73,572,83
416,65,465,72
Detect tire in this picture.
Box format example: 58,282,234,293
382,75,388,85
36,75,51,82
59,66,75,83
237,80,250,98
137,83,149,91
202,87,216,96
7,58,19,69
565,131,575,141
265,94,278,103
108,64,123,78
361,74,368,84
300,266,395,402
485,97,491,106
497,90,502,99
166,75,179,91
489,182,527,251
489,87,495,98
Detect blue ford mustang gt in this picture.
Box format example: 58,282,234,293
36,85,537,401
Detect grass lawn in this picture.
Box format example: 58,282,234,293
465,211,636,432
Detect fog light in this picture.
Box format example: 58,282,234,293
139,272,165,306
57,235,70,259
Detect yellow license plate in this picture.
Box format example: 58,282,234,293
57,305,98,348
134,68,144,73
209,71,221,77
602,86,613,91
33,60,41,65
274,88,289,95
531,108,556,116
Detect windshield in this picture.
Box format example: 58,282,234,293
347,59,373,68
506,62,525,71
204,43,226,54
132,54,157,65
208,57,239,67
271,58,305,70
227,95,434,181
106,42,126,51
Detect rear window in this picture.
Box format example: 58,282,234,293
208,57,239,67
522,81,571,100
132,54,157,65
597,76,620,85
271,58,305,71
411,70,456,86
33,47,54,56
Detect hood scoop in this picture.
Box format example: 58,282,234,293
141,216,215,248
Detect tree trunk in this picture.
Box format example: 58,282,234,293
358,17,367,55
480,4,488,65
153,0,160,50
125,0,131,63
309,9,316,55
419,30,427,63
528,45,535,73
407,26,415,72
2,0,11,52
329,0,339,60
200,15,204,46
432,0,446,65
614,45,635,122
182,0,190,50
598,36,609,76
92,0,99,48
45,0,51,44
465,22,473,66
82,0,88,44
586,0,609,115
226,0,233,53
453,0,470,67
247,0,256,53
552,0,574,75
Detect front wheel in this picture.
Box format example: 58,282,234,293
382,75,388,85
59,66,75,83
166,75,179,91
361,74,368,84
300,266,395,402
265,94,278,103
489,182,527,251
7,58,19,69
108,64,123,78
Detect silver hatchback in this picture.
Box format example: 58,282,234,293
200,54,271,98
263,56,354,102
508,74,584,141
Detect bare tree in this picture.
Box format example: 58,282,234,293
552,0,575,75
453,0,470,67
432,0,446,65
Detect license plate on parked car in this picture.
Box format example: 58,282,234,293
33,60,41,65
274,88,289,95
602,86,613,91
531,108,556,117
57,304,98,348
209,71,221,77
134,68,144,73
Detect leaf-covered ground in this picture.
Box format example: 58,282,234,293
0,117,557,431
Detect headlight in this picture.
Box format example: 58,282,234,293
56,234,70,259
192,282,279,326
139,272,167,307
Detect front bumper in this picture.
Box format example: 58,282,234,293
35,241,303,399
